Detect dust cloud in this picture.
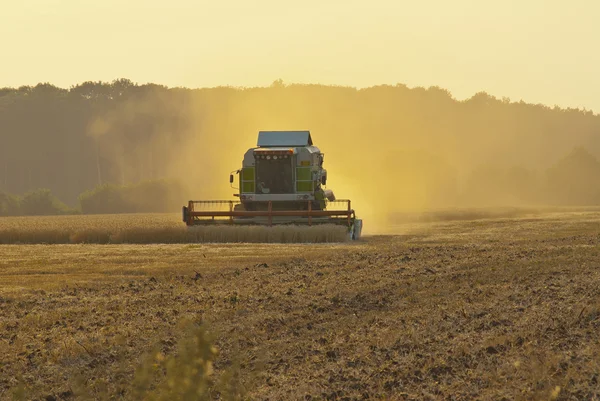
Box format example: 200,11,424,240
80,83,600,234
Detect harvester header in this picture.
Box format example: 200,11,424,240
182,130,362,240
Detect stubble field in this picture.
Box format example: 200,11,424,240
1,211,600,400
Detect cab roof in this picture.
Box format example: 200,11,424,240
257,131,313,147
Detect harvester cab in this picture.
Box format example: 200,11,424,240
182,131,362,240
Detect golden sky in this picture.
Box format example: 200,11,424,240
2,0,599,111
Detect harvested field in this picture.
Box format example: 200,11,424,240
1,211,600,400
0,214,349,244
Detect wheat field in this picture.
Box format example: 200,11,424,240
2,211,600,400
0,214,349,244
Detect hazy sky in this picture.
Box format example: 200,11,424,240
2,0,599,111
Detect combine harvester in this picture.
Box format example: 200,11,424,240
182,131,362,241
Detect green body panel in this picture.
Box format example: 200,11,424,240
242,168,255,181
296,167,311,181
241,167,255,193
314,189,326,209
296,167,313,193
296,181,313,192
242,182,255,193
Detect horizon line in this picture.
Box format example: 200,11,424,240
1,78,597,115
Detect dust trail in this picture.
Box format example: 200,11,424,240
83,83,600,235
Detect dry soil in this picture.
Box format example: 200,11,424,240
1,211,600,400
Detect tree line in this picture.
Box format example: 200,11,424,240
1,79,599,217
0,180,183,216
